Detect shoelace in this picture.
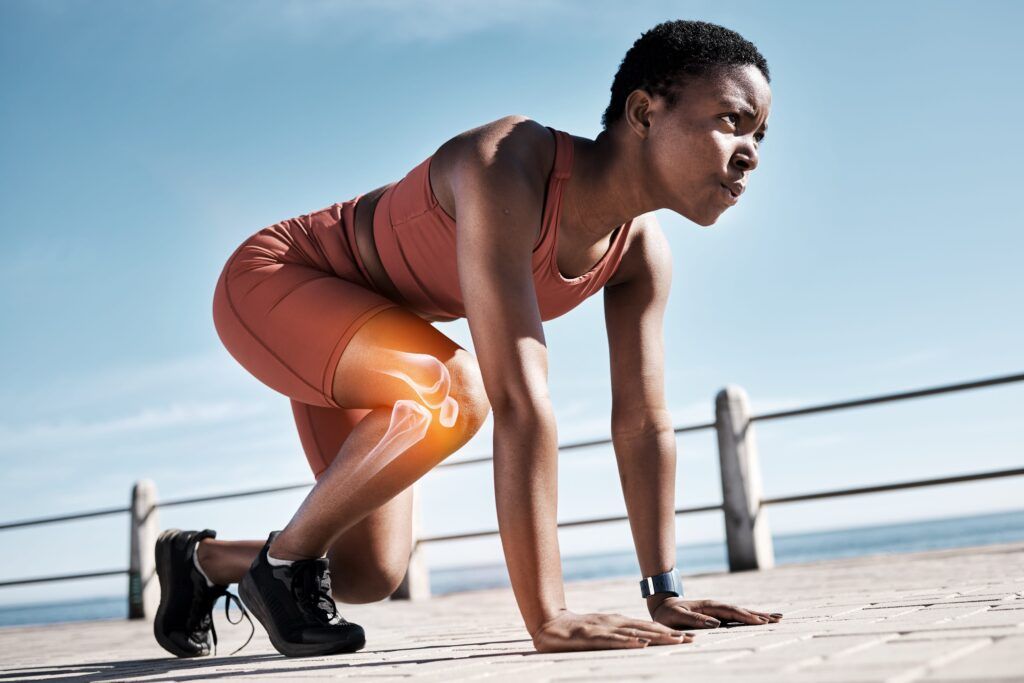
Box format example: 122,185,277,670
187,582,255,656
290,560,341,624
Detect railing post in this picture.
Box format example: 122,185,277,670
128,479,160,619
715,386,775,571
391,481,430,600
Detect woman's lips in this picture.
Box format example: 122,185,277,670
720,183,739,205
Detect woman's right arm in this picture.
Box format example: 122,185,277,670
452,123,565,637
451,119,691,651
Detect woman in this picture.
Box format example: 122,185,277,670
152,19,781,659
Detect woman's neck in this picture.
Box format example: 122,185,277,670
562,129,656,247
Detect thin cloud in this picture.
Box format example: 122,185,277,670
859,348,950,373
222,0,593,46
0,350,267,416
0,400,269,451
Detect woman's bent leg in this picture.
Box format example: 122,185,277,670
289,400,419,603
210,233,489,603
270,307,491,576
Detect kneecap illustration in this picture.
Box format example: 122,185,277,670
374,350,459,428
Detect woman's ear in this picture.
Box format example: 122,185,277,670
624,89,653,137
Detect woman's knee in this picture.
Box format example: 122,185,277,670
439,350,490,441
330,561,408,604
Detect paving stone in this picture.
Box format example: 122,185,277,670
827,637,992,666
768,666,925,683
940,609,1024,627
751,634,896,662
832,607,926,621
916,636,1024,681
897,626,1024,641
873,605,993,625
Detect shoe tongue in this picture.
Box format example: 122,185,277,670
292,557,331,585
289,556,329,571
292,557,337,622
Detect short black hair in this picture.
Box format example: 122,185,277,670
601,20,770,131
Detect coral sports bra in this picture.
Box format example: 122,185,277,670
370,126,633,322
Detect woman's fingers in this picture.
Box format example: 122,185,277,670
700,601,774,625
604,615,694,645
599,632,652,648
614,627,695,645
746,608,784,622
534,611,697,653
616,616,687,636
612,624,692,645
656,604,724,629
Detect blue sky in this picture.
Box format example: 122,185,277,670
1,0,1022,607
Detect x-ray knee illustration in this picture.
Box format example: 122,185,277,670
342,351,463,488
374,350,459,428
350,399,433,485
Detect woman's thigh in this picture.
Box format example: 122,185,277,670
213,242,401,409
331,306,475,408
214,230,488,468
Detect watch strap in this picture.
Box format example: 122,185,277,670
640,568,683,598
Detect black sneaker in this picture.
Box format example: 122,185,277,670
238,530,365,657
153,528,254,657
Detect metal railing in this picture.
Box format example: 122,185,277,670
1,371,1021,616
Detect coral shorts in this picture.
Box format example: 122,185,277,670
212,197,401,478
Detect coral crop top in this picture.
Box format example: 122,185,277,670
371,126,633,322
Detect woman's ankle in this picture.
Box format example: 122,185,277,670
193,538,229,586
268,535,321,562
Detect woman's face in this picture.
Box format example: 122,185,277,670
643,64,771,226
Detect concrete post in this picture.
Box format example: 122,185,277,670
391,481,431,600
128,479,160,619
715,386,775,571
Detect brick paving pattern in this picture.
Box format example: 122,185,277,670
1,541,1021,681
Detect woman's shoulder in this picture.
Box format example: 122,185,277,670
445,115,555,171
606,212,669,289
430,116,557,215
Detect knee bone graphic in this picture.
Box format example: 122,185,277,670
354,399,433,485
375,351,459,428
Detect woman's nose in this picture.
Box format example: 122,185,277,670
732,142,759,172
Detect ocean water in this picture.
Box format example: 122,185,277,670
2,508,1022,629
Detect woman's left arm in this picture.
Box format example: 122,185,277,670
603,214,783,629
603,215,678,614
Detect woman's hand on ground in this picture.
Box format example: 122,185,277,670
650,597,783,629
531,610,695,653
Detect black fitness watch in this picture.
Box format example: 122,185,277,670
639,568,684,599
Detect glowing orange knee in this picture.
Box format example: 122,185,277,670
350,399,432,486
374,399,431,456
375,351,460,428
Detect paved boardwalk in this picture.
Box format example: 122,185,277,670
1,541,1022,682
